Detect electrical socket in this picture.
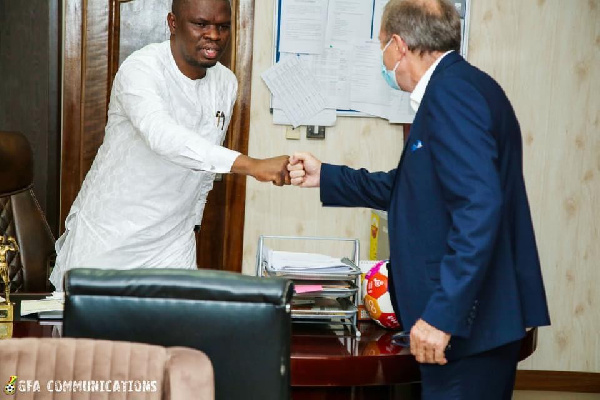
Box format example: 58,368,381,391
306,125,326,139
285,126,301,140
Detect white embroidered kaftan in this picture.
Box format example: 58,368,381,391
50,41,240,290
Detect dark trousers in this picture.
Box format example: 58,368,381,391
419,340,521,400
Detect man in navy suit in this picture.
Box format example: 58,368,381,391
288,0,550,398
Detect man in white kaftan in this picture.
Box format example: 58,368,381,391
50,0,289,290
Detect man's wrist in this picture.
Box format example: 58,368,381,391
231,154,256,176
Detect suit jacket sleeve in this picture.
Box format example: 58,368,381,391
420,78,502,338
320,164,396,210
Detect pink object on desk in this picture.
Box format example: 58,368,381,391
294,285,323,294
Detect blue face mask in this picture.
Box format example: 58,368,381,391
381,38,400,90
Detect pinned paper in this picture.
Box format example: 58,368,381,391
262,56,327,128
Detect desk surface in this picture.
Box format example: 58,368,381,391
6,294,537,387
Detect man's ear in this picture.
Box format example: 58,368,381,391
391,34,406,55
167,12,177,34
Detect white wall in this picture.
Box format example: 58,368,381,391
242,0,600,373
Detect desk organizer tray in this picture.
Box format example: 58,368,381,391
291,298,357,319
263,261,361,281
293,284,359,299
256,235,362,336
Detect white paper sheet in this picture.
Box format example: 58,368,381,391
20,292,65,317
273,108,337,127
372,0,390,39
351,89,414,123
325,0,373,49
349,41,415,123
268,250,356,273
262,56,327,128
349,102,387,119
296,48,351,110
388,90,415,123
350,41,391,106
279,0,329,54
20,300,64,316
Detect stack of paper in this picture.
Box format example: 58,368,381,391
266,249,357,274
21,292,64,319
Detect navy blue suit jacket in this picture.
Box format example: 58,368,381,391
320,52,550,358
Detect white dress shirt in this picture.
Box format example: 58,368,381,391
410,50,454,112
51,40,239,290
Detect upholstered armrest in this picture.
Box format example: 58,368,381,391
165,347,214,400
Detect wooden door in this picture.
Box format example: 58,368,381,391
61,0,255,272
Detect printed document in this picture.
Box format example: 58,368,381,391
279,0,329,54
325,0,373,49
350,40,414,123
297,48,352,110
262,55,327,128
272,108,337,127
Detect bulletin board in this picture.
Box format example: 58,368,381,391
267,0,470,126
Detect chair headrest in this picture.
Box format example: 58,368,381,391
65,268,294,306
0,131,33,195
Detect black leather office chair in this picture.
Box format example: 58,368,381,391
0,131,55,293
63,268,294,400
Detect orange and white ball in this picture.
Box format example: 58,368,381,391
363,260,401,329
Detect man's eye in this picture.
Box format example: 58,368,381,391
219,24,231,31
195,22,207,27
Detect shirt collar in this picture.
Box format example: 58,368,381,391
409,50,453,112
166,41,211,88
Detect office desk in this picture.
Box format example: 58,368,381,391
6,294,537,400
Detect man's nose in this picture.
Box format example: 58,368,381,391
204,25,220,41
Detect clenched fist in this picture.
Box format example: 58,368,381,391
232,155,291,186
287,152,322,188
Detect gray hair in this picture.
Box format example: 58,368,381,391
382,0,461,55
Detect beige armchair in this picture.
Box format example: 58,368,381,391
0,338,214,399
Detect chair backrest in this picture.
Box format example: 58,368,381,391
0,337,214,399
0,131,55,292
63,268,294,400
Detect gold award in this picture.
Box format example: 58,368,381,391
0,235,19,324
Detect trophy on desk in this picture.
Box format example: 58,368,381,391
0,235,19,323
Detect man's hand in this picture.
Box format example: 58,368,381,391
410,319,451,365
231,155,290,186
287,152,322,188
